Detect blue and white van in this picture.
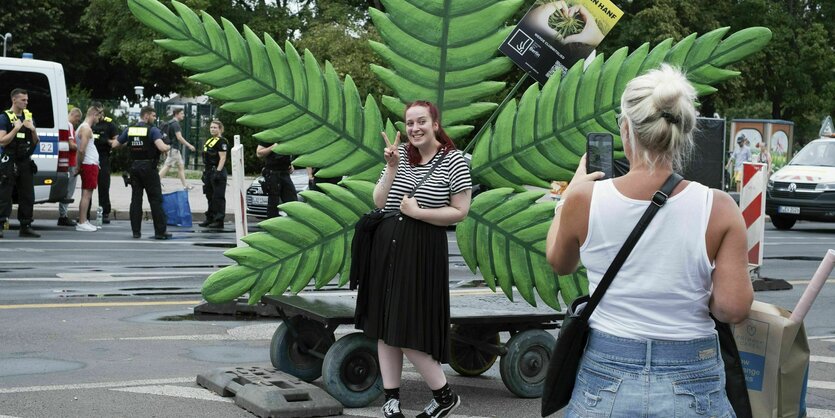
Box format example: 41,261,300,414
0,56,71,204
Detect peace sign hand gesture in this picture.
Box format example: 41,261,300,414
382,131,401,168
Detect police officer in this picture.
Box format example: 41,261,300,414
198,120,228,228
91,101,118,224
0,88,40,238
257,142,297,219
113,106,171,239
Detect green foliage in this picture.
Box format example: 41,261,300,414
127,0,392,180
470,27,773,191
201,181,376,304
368,0,523,141
456,188,586,309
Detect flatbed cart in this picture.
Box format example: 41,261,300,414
262,291,564,407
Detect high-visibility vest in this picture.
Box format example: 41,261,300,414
3,109,34,159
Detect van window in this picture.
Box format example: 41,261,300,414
789,141,835,167
0,70,55,129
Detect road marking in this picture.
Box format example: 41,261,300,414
808,408,835,418
0,272,217,282
344,406,488,418
787,279,835,285
90,323,277,342
0,377,194,394
811,356,835,364
809,335,835,340
112,385,233,403
0,300,202,310
809,380,835,391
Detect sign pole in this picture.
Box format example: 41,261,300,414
231,134,247,247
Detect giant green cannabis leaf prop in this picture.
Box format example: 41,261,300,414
128,0,771,310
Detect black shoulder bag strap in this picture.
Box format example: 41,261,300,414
408,149,449,198
579,172,683,321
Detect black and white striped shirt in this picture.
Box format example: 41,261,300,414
381,145,472,211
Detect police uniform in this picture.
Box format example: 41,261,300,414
116,122,168,238
92,116,118,222
199,135,227,227
0,109,38,236
258,141,297,219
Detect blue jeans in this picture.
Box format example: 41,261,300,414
566,329,735,418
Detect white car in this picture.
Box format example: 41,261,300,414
766,137,835,229
245,171,310,218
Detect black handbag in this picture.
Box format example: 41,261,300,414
541,173,683,416
348,150,449,290
715,316,753,418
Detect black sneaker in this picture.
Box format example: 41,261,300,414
19,226,41,238
381,398,405,418
57,217,77,227
102,214,110,224
132,232,141,239
198,219,212,227
207,220,224,228
153,233,173,240
416,394,461,418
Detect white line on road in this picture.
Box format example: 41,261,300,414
0,272,217,282
809,335,835,340
0,377,194,394
112,385,233,403
810,380,835,391
811,355,835,364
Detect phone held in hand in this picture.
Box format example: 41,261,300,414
586,132,614,180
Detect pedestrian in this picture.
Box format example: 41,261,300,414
91,101,119,224
545,65,753,417
306,166,341,192
354,100,471,418
0,88,41,238
112,106,171,239
57,107,82,227
73,106,102,232
256,141,297,219
198,120,227,228
158,108,196,190
756,141,772,174
728,133,751,192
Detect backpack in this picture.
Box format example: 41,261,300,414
159,121,172,145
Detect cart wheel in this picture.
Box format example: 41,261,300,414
270,316,334,382
449,325,501,377
322,333,382,408
499,329,555,398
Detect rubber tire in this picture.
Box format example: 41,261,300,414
499,329,556,398
771,215,796,230
322,333,382,408
270,316,334,382
449,325,501,377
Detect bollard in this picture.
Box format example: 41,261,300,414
741,162,767,267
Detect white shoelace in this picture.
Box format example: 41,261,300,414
382,398,401,415
424,399,440,414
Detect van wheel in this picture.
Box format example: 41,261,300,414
771,215,796,230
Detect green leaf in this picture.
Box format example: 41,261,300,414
457,188,583,310
203,180,375,304
127,0,386,178
368,0,524,139
470,28,773,190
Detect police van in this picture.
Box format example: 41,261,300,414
766,137,835,229
0,56,71,204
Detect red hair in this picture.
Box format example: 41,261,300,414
404,100,456,166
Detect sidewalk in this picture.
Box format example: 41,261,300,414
25,174,259,223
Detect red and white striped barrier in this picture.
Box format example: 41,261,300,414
741,162,767,266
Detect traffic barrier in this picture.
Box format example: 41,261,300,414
741,162,767,266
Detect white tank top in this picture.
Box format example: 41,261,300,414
579,179,716,340
77,122,99,165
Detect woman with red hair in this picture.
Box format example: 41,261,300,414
355,100,472,418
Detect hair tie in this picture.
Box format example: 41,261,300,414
660,111,681,125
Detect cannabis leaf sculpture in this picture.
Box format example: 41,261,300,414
129,0,771,310
470,27,773,191
369,0,524,140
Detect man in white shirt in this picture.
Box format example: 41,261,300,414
73,106,102,232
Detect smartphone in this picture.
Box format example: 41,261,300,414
586,132,614,179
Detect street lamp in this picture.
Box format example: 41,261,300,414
2,33,11,57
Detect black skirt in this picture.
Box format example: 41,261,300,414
355,214,450,363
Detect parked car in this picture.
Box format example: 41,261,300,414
766,137,835,230
245,171,309,219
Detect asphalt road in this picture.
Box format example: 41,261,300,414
0,218,833,417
